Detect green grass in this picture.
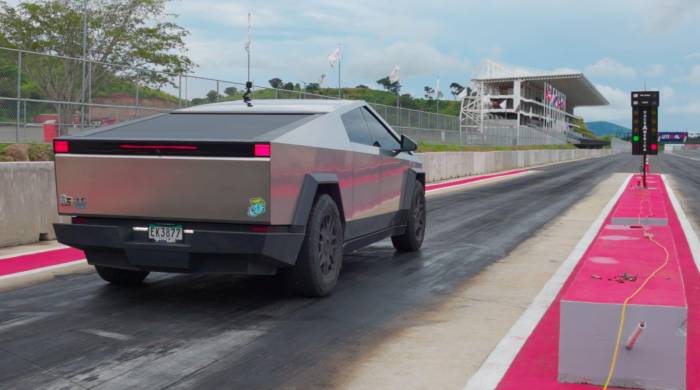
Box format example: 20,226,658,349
0,143,54,161
416,142,576,153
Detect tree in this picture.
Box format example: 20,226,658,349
376,76,400,94
449,82,465,99
282,82,294,90
424,86,435,100
0,0,194,132
206,90,220,103
268,77,283,89
305,83,320,93
224,86,238,96
355,84,369,89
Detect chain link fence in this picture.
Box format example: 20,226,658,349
0,47,565,147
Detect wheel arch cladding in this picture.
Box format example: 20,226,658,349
291,173,345,227
400,168,425,210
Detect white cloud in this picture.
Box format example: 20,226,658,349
661,86,675,101
686,65,700,84
585,58,636,79
668,102,700,114
349,41,469,80
645,64,665,77
644,0,700,32
576,84,630,121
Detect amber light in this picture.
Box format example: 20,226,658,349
54,140,70,153
254,143,271,157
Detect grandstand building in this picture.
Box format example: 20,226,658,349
460,61,609,146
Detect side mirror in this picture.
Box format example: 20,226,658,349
399,134,418,152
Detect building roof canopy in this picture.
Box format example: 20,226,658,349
473,73,609,108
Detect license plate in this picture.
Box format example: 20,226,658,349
148,224,183,243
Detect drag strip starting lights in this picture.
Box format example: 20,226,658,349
631,91,659,155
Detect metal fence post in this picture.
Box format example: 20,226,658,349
135,70,140,119
88,62,92,126
178,74,182,107
16,51,21,142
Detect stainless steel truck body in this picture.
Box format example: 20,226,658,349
53,99,426,296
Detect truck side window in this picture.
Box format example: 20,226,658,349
362,107,401,150
341,108,373,146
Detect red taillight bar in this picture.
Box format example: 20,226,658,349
254,143,271,157
119,144,198,150
54,140,70,154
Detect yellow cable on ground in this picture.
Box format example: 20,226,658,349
601,228,670,389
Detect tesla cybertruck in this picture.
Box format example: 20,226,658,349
52,99,426,296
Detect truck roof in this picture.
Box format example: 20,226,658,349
173,99,359,114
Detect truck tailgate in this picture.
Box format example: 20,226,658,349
55,154,270,223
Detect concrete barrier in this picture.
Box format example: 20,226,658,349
0,162,67,247
0,149,617,248
417,149,618,182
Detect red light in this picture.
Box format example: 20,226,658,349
71,216,87,224
254,143,271,157
651,144,658,151
119,144,198,150
250,225,271,233
54,140,70,153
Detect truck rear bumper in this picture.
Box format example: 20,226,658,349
53,222,305,275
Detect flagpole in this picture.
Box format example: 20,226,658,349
338,43,341,98
243,11,252,107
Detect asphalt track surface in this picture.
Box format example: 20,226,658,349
3,153,696,390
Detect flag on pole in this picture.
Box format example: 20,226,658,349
328,45,341,67
435,78,441,99
457,87,468,99
244,12,252,52
389,65,400,84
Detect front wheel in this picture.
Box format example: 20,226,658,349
392,181,426,252
284,194,344,297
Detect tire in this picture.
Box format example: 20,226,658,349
284,194,344,297
95,265,149,285
392,181,426,252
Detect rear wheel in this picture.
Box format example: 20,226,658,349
392,181,426,252
95,265,149,285
284,194,343,297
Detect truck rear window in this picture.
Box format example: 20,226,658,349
87,113,313,140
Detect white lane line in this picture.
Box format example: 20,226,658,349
666,153,700,162
80,328,132,341
0,259,87,282
463,174,632,390
426,171,532,196
662,174,700,272
0,244,69,261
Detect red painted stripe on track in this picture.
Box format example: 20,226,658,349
496,175,699,389
0,248,85,276
425,169,528,192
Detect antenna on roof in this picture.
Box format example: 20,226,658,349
243,11,253,107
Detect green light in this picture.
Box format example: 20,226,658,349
633,135,640,142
